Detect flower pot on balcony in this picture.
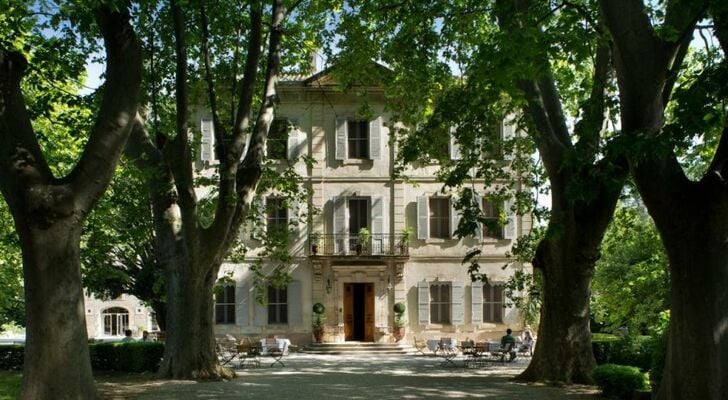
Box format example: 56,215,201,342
311,244,318,255
355,244,362,255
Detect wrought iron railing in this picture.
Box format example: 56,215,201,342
309,233,409,256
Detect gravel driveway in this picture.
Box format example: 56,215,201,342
98,353,606,399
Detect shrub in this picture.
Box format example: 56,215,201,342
312,302,325,314
0,342,165,373
0,346,24,371
648,330,668,390
393,302,406,314
90,342,165,372
592,335,652,371
592,364,649,399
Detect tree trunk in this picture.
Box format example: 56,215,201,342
18,220,96,399
157,261,233,380
646,190,728,400
518,221,597,384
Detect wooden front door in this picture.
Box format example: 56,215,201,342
344,283,375,342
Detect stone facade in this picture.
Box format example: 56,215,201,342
84,294,156,339
206,68,533,346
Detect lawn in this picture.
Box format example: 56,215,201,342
0,371,21,400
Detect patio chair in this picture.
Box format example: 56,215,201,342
216,336,239,366
264,337,285,367
238,337,261,368
461,340,476,368
437,337,457,367
413,336,428,356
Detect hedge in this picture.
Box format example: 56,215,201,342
0,342,164,373
592,335,652,371
592,363,649,399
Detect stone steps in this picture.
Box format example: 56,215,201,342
301,342,411,355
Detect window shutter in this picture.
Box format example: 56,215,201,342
471,282,483,325
503,198,515,240
200,118,215,161
451,197,461,238
335,117,347,160
287,281,302,325
451,281,465,325
474,195,483,240
253,287,267,326
369,116,382,160
502,121,515,160
371,195,384,254
416,196,428,240
333,196,346,253
235,283,249,325
370,195,385,234
287,118,300,160
417,281,430,325
449,127,461,160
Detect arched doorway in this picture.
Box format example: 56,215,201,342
102,307,129,336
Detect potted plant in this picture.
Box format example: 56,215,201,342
356,227,370,255
398,226,413,254
312,302,326,343
393,302,406,342
310,232,321,255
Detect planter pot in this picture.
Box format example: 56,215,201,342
393,326,405,342
312,326,324,343
355,244,362,255
311,244,318,255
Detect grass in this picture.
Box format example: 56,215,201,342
0,371,21,400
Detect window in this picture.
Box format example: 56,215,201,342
482,199,502,239
267,119,289,159
266,197,288,234
267,286,288,325
347,120,369,159
430,283,451,324
429,197,451,239
102,307,129,336
215,285,235,324
483,283,504,323
348,198,369,235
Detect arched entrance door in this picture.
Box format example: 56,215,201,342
102,307,129,336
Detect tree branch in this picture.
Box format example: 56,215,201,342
168,0,199,235
198,0,227,159
574,39,611,160
230,1,263,159
204,0,286,247
68,5,142,213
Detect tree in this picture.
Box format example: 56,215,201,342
592,199,670,335
600,1,727,398
0,3,142,399
331,0,626,383
0,201,23,330
82,160,167,330
123,0,319,379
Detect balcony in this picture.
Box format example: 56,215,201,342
309,233,410,257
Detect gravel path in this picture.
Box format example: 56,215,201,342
97,354,606,399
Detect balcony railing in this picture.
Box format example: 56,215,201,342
309,233,409,256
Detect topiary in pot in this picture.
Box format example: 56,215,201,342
312,303,326,343
392,302,406,342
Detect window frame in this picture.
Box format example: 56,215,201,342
347,120,369,159
482,198,503,239
266,197,288,234
215,285,236,325
267,286,288,325
429,197,451,239
483,283,504,323
430,282,452,324
267,118,289,160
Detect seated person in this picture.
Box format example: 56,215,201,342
121,329,135,342
519,330,535,354
500,328,517,361
140,330,152,342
